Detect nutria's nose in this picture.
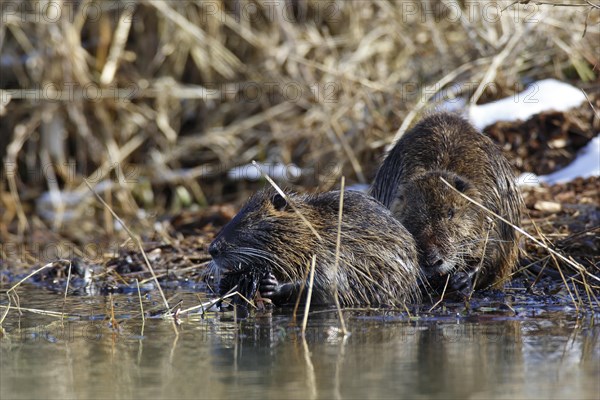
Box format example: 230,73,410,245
208,240,222,258
426,251,444,269
430,258,444,268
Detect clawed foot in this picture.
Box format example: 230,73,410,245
259,272,283,299
259,272,296,305
449,270,475,298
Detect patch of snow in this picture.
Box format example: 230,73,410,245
538,135,600,185
468,79,586,130
438,96,467,113
516,172,542,187
346,183,370,193
36,180,115,222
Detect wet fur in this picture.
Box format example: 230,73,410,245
370,112,523,290
208,189,421,307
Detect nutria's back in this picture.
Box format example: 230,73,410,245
208,189,421,307
370,112,523,292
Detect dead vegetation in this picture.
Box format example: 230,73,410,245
485,93,600,175
0,1,599,308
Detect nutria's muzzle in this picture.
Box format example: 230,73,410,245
208,239,224,258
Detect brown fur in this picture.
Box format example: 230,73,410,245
208,189,421,307
370,112,523,291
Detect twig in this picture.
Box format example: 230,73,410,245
108,293,119,331
428,274,451,313
61,260,73,324
0,305,73,318
292,261,312,324
469,227,490,299
178,291,239,315
0,262,56,326
301,255,317,336
584,1,600,10
332,177,348,336
136,279,145,336
470,29,524,105
581,88,600,119
529,219,579,309
63,261,73,302
100,5,135,85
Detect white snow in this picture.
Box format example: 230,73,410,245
346,183,370,192
36,180,114,222
516,172,542,187
468,79,587,131
538,135,600,185
516,135,600,187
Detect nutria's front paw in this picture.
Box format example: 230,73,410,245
449,271,474,298
260,272,297,304
259,272,282,298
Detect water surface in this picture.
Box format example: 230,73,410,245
1,289,598,399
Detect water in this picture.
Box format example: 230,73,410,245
1,289,598,399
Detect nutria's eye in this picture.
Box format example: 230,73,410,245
271,193,287,210
454,176,468,192
447,208,455,219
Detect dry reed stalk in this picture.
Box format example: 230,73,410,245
301,254,317,336
292,259,312,324
0,261,55,326
135,279,145,335
529,218,580,309
332,176,347,335
428,274,452,313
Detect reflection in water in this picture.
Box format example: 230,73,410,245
413,322,523,397
1,291,599,399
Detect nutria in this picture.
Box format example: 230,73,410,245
370,112,523,295
207,189,421,308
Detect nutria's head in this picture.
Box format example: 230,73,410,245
391,171,487,279
208,189,318,281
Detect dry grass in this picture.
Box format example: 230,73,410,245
0,1,599,302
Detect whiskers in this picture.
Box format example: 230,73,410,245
236,246,295,282
208,246,293,281
206,260,221,281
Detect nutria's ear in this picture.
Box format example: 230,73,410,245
390,185,408,215
271,193,288,210
396,185,406,203
453,176,469,192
